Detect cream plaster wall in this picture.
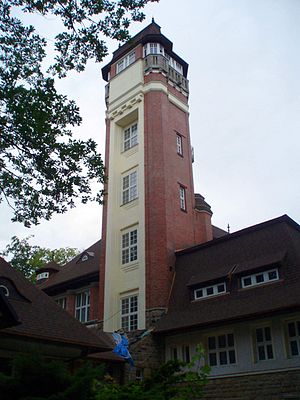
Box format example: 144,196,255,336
103,60,146,332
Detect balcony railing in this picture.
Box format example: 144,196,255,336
144,54,189,93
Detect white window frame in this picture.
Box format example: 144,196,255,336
55,297,67,310
176,133,183,156
241,268,279,288
287,320,300,357
75,289,90,323
254,326,274,361
208,333,236,367
122,170,138,205
121,228,138,265
179,185,186,211
116,51,136,74
169,345,190,363
0,285,9,297
37,272,49,281
194,282,226,300
123,122,138,152
121,294,138,331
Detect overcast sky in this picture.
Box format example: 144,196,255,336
1,0,299,253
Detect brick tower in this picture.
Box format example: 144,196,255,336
99,21,213,332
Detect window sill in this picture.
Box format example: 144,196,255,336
121,198,139,209
122,144,139,157
121,261,139,273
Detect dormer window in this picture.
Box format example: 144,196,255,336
36,272,49,281
194,282,226,300
0,285,9,297
241,268,279,289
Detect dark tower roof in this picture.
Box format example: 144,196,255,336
102,20,189,81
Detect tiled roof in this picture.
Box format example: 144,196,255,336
0,257,111,352
155,215,300,333
37,240,101,291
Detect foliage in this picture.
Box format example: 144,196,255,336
0,0,158,226
95,344,210,400
0,346,209,400
1,235,79,281
0,352,105,400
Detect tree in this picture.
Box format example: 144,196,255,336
0,0,158,227
0,352,104,400
0,235,79,281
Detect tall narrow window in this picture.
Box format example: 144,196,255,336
255,327,274,361
122,228,138,265
123,123,138,151
149,43,158,54
287,320,300,357
179,186,186,211
176,134,183,156
75,290,90,323
121,294,138,331
122,171,138,204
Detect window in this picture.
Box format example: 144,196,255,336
122,171,138,204
36,272,49,281
150,43,158,54
116,51,135,74
241,268,279,289
170,347,178,360
0,285,9,297
194,282,226,300
179,186,186,211
176,134,183,156
121,294,138,331
123,122,138,151
208,333,236,367
75,290,90,323
287,320,300,357
169,345,190,362
56,297,67,310
121,228,138,265
254,327,274,361
182,345,191,363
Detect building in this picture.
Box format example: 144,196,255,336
154,215,300,398
35,240,125,379
100,19,214,334
30,21,300,397
0,257,112,371
36,240,101,325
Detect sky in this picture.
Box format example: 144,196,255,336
1,0,300,253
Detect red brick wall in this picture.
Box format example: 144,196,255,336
143,81,212,310
90,285,99,321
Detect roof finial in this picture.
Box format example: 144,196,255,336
227,223,230,234
152,17,155,23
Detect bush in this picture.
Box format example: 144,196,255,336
95,344,210,400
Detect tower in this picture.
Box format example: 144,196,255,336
99,21,213,332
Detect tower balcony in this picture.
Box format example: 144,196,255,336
144,54,189,93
